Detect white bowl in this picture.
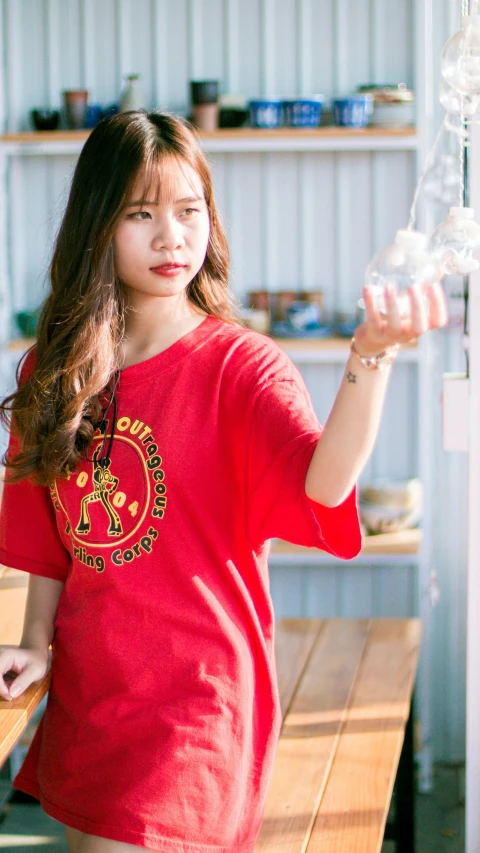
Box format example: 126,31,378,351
360,478,422,511
359,501,422,535
371,102,415,127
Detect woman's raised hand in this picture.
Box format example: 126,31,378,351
0,645,50,701
353,282,449,358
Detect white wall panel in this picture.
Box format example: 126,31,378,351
221,153,264,295
334,152,373,312
58,0,82,93
90,0,117,105
3,0,421,124
270,563,416,620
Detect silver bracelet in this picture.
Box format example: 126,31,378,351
350,337,399,371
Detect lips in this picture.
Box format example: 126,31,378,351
151,263,186,272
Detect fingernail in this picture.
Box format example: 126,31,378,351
9,683,21,698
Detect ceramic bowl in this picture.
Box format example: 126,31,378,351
15,309,40,337
359,501,422,535
282,97,324,128
249,99,283,128
360,478,422,510
31,109,60,131
332,95,373,128
371,102,415,127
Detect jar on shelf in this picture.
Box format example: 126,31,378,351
119,74,145,113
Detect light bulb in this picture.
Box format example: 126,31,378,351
441,15,480,96
423,154,461,205
363,230,441,317
439,75,479,115
429,206,480,274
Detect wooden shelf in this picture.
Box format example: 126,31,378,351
271,528,421,558
5,336,419,364
273,336,419,362
0,126,418,155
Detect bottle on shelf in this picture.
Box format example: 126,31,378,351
119,75,145,113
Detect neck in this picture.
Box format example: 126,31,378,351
121,291,207,368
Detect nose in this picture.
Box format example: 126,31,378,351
151,215,185,251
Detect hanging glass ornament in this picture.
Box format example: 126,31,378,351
363,230,440,317
444,111,471,138
441,15,480,96
423,154,461,205
429,206,480,274
439,75,479,115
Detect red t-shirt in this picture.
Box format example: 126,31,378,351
0,316,361,853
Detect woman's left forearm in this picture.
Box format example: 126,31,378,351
305,354,392,507
305,281,448,507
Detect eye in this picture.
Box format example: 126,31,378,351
128,210,152,220
181,207,200,217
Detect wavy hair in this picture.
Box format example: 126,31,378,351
1,111,236,484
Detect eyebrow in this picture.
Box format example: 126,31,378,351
126,196,204,207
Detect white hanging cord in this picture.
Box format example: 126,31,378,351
459,98,466,205
407,120,447,229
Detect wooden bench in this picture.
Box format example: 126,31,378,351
0,580,420,852
256,617,421,853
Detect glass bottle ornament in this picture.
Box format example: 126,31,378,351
423,154,461,205
119,74,145,112
439,75,479,116
363,229,440,317
441,15,480,96
429,207,480,275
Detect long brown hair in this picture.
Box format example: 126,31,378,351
1,111,236,485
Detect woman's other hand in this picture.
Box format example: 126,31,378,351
0,645,50,701
353,282,448,358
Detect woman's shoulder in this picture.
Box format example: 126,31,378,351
210,318,299,386
17,346,37,384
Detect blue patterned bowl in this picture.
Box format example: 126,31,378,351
282,97,324,128
249,99,283,128
332,95,373,128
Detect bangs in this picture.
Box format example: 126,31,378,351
127,151,203,207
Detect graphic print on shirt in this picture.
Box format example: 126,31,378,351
76,446,123,537
51,416,167,572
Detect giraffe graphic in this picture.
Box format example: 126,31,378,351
76,446,123,537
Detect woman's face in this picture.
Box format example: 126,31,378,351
113,158,210,301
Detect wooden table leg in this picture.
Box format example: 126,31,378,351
385,695,415,852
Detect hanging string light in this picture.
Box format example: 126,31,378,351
363,0,480,317
441,14,480,96
363,230,440,317
430,207,480,274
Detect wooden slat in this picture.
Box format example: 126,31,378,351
275,619,323,720
255,619,370,853
1,128,417,144
0,676,50,767
0,568,28,645
0,567,49,767
307,619,422,853
271,529,421,557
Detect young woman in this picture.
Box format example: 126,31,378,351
0,111,447,853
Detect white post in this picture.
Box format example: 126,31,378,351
466,122,480,853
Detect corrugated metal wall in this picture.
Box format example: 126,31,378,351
0,0,467,763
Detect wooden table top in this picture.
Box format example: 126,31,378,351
256,617,422,853
0,580,421,851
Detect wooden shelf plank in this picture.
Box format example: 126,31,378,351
271,529,421,557
0,127,418,155
2,127,416,144
256,619,370,853
308,619,422,852
5,336,418,360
